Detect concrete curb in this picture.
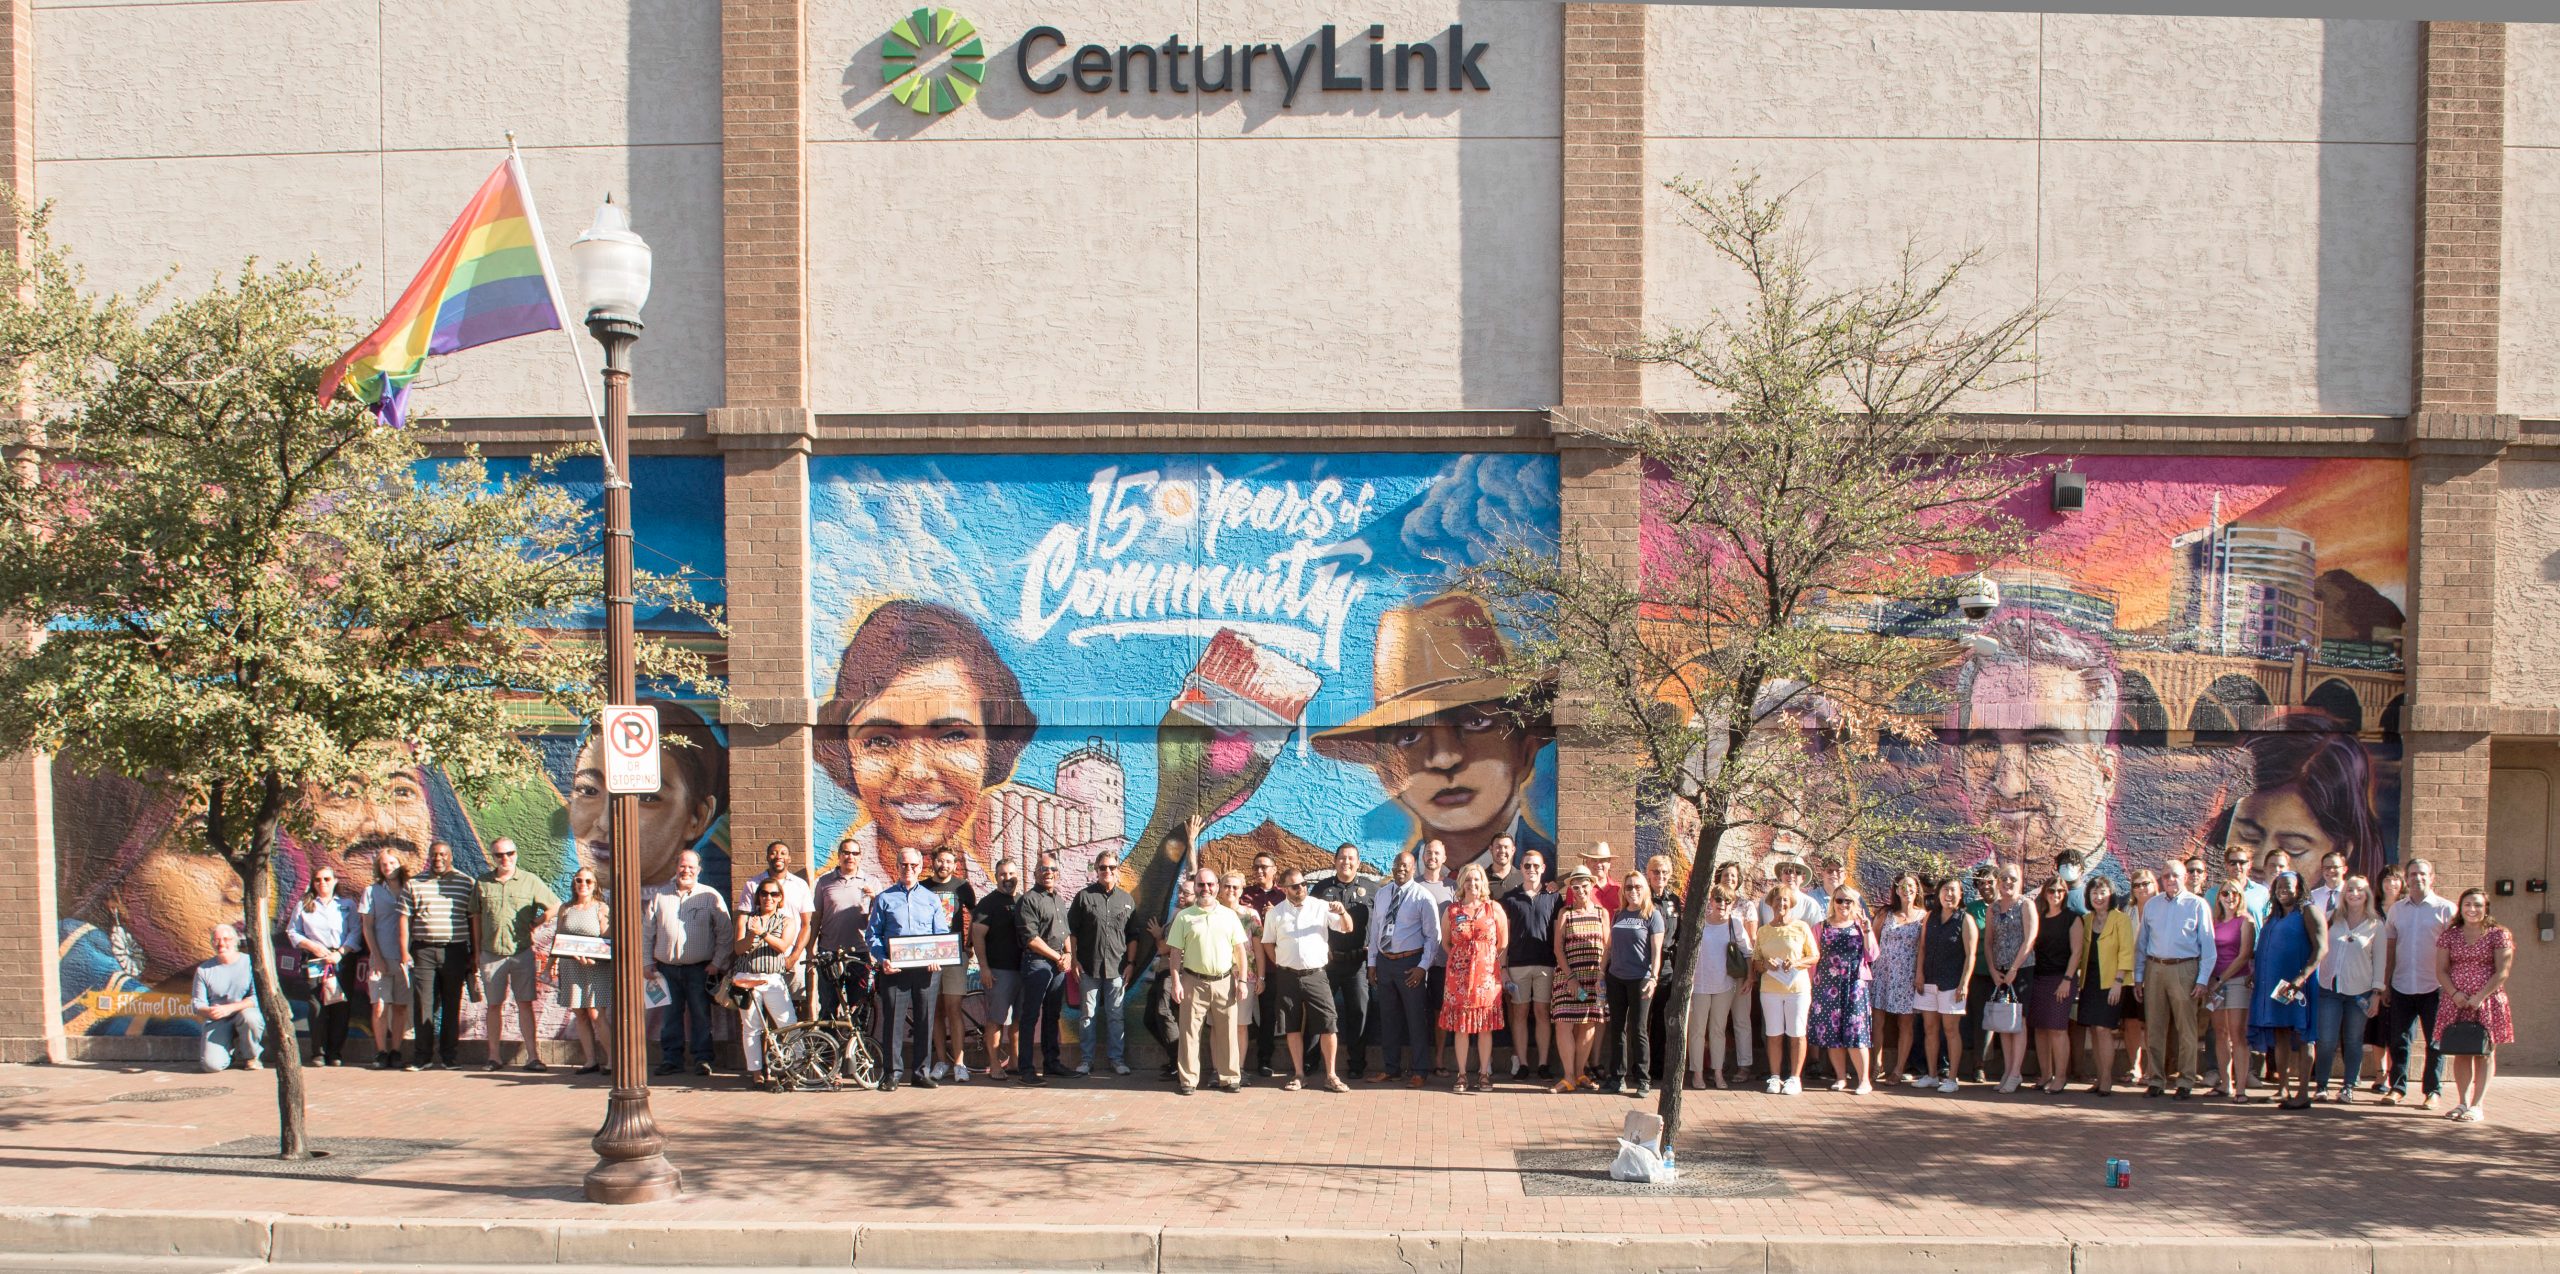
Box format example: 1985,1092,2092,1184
0,1208,2539,1270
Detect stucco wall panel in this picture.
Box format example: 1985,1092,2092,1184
2508,21,2560,151
35,0,379,161
1646,7,2036,140
2503,147,2560,419
380,146,725,418
34,153,384,306
2040,16,2418,143
1641,138,2038,414
808,140,1199,413
2496,460,2560,712
1196,136,1557,410
2037,139,2413,415
380,0,719,151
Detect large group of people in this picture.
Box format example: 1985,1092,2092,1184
205,829,2521,1125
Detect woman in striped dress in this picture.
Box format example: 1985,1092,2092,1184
1549,868,1611,1093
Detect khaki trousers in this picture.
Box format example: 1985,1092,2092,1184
1176,969,1241,1088
2144,958,2202,1087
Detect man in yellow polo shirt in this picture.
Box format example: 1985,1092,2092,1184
1164,865,1253,1095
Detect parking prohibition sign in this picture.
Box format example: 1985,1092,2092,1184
601,704,662,795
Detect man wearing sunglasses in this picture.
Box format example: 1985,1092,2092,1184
471,838,557,1072
868,849,950,1090
1261,867,1355,1092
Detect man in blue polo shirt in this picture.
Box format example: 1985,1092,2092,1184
868,848,949,1091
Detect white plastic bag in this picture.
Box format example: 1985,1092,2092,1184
1610,1137,1676,1184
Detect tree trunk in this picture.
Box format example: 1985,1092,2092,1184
235,796,309,1159
1653,799,1732,1158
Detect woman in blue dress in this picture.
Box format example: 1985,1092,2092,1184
2247,871,2327,1109
1809,888,1880,1094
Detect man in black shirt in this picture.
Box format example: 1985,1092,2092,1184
1500,850,1561,1079
1069,850,1139,1076
972,857,1021,1079
1306,843,1377,1079
924,847,978,1082
1013,854,1075,1084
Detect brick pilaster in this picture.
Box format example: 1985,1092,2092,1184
1551,7,1647,858
2400,22,2510,893
0,0,63,1064
716,0,816,869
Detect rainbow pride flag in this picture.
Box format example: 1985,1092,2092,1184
320,156,566,428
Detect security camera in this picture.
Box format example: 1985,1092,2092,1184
1955,575,2001,621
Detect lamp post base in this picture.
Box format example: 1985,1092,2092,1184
584,1087,682,1204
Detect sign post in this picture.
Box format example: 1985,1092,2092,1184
600,704,661,795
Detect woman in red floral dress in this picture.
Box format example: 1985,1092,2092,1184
1438,862,1511,1092
2432,888,2515,1124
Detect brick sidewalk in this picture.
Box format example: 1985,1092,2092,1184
1,1060,2547,1241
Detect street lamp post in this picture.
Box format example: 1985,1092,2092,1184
571,197,680,1206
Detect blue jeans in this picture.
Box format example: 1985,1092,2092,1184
2315,988,2377,1092
1376,952,1431,1076
199,1009,265,1072
1018,957,1067,1075
1080,972,1127,1069
655,961,714,1067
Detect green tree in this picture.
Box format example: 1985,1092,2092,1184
0,206,716,1158
1457,176,2045,1151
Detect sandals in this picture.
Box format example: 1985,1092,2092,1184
1281,1076,1304,1092
1550,1077,1579,1094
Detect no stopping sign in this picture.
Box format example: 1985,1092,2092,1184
601,704,662,795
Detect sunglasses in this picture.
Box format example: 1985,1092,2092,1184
1286,881,1307,891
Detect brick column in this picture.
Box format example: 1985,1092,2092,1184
711,0,817,871
0,0,63,1064
1551,7,1647,858
2399,22,2511,893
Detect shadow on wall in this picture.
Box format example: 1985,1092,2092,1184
2315,18,2421,414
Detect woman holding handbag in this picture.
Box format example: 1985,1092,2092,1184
1982,864,2038,1094
2205,881,2258,1102
287,867,361,1066
2431,888,2513,1124
1684,883,1752,1090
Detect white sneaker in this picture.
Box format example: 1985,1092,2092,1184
1998,1076,2020,1095
1112,1061,1130,1075
1827,1079,1846,1092
1073,1064,1091,1077
929,1061,950,1081
1937,1078,1959,1093
2460,1107,2485,1123
1510,1058,1525,1078
1763,1076,1783,1094
952,1063,970,1083
1854,1082,1874,1095
1782,1077,1802,1096
1909,1074,1934,1089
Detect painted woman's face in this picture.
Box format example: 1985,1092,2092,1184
570,738,720,889
848,658,990,854
2227,786,2335,866
1369,702,1539,837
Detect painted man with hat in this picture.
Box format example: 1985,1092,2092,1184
1313,592,1555,872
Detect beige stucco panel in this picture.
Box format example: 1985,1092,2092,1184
2510,22,2560,151
2503,148,2560,419
379,146,725,419
35,153,385,309
813,0,1554,143
807,139,1199,413
2037,139,2413,415
1646,7,2036,141
1641,138,2038,414
35,0,380,161
2497,461,2560,711
1196,136,1558,411
380,0,720,151
2040,16,2418,144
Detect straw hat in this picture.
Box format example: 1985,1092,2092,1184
1580,841,1616,864
1312,593,1551,759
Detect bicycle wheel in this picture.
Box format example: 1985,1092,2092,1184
769,1023,841,1092
843,1023,883,1092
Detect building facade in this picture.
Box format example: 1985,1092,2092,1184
1,3,2556,1067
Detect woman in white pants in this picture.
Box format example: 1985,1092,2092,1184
732,881,801,1084
1754,881,1818,1095
1685,883,1754,1089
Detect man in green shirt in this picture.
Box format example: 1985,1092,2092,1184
473,838,559,1071
1163,865,1252,1095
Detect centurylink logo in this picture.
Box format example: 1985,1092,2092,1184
875,11,1492,116
882,8,988,114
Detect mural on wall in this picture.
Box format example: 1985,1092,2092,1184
54,457,729,1039
807,453,1560,917
1638,456,2410,901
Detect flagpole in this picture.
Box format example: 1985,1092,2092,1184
507,133,616,482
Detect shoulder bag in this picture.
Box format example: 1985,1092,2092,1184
1724,916,1753,982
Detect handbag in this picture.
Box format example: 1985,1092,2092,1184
2437,1019,2491,1056
1724,916,1753,982
1982,983,2025,1035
